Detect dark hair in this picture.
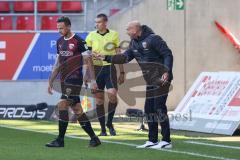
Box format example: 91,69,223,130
57,16,71,26
96,13,108,22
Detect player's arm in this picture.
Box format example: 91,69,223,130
82,50,94,79
83,35,96,85
82,51,98,91
48,55,60,94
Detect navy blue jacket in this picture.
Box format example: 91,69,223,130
105,25,173,83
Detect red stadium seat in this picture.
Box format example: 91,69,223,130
61,1,83,13
41,16,59,30
0,16,12,30
38,1,58,12
16,16,34,30
0,2,10,13
13,1,34,13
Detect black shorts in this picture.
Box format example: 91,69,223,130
94,65,118,91
60,78,83,105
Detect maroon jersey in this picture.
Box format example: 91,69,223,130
57,34,88,84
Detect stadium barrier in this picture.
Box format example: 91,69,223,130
171,72,240,135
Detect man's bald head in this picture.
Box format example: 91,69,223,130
126,20,142,39
127,21,141,30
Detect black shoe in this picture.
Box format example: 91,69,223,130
106,124,116,136
89,136,101,147
45,138,64,147
98,131,107,136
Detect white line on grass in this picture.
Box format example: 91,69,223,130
0,124,239,160
185,140,240,150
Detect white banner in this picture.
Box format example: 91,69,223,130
171,72,240,135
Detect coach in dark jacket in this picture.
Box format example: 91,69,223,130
97,21,173,149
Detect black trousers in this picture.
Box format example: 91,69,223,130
144,85,171,143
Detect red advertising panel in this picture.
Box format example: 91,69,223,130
0,33,34,80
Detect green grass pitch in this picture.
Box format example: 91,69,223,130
0,120,239,160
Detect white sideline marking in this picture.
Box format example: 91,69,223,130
0,124,239,160
12,33,40,80
185,140,240,150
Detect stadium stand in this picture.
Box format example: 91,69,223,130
38,1,58,13
0,2,10,13
16,16,35,30
0,0,139,31
0,16,12,30
61,1,83,13
13,1,34,13
41,16,59,30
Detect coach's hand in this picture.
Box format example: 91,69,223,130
160,72,169,86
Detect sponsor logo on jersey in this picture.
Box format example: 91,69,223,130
59,50,73,56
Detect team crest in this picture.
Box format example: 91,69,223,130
65,88,72,96
142,42,147,48
69,43,75,50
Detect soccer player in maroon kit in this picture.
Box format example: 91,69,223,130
46,16,101,147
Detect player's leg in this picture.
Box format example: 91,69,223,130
106,65,118,136
94,65,107,136
46,98,70,147
71,97,101,147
